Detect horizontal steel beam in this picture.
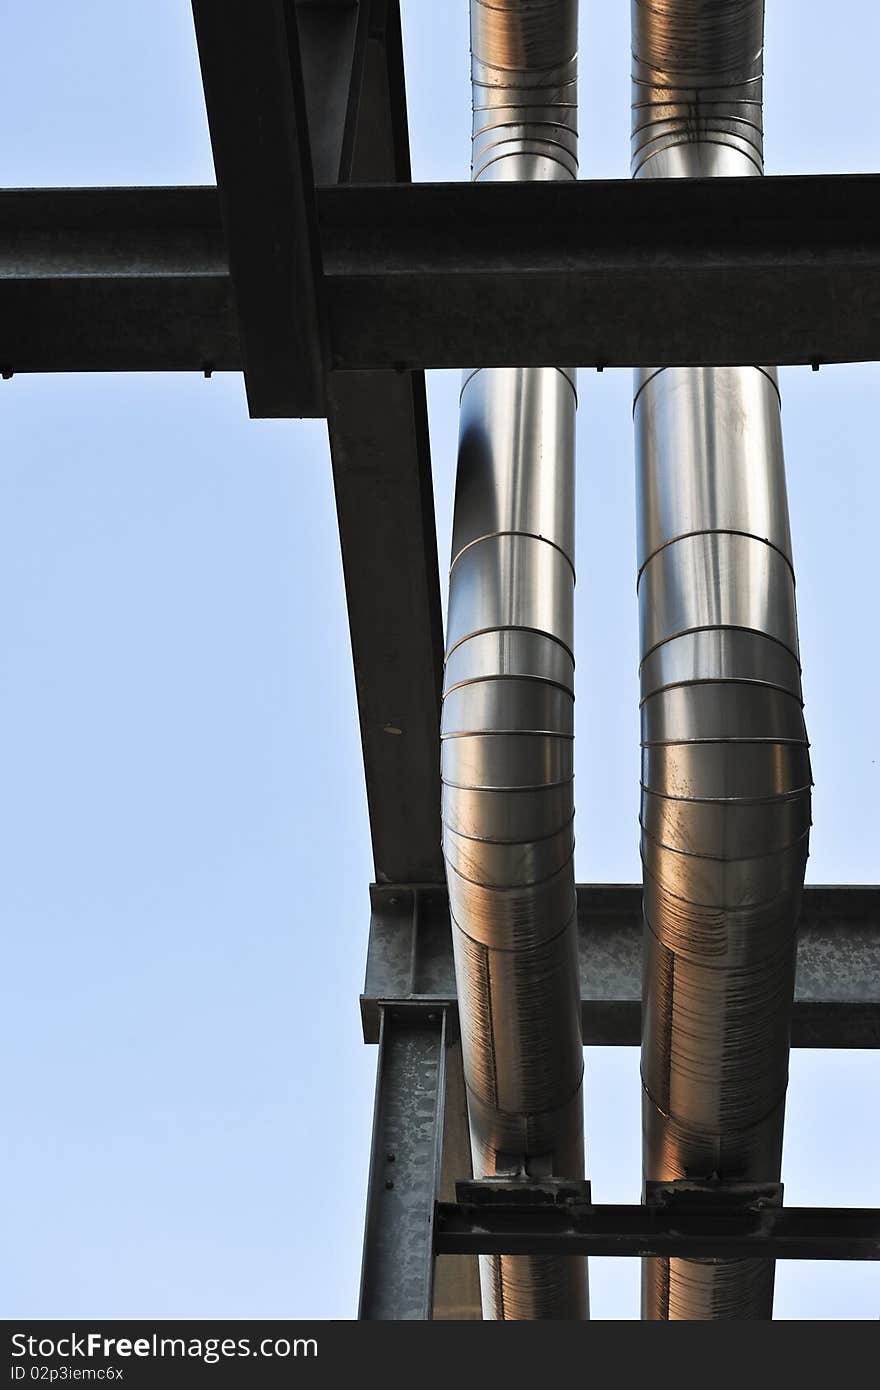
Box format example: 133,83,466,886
434,1198,880,1262
321,174,880,369
0,187,237,375
6,176,880,381
362,884,880,1048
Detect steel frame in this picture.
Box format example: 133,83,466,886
7,174,880,384
362,884,880,1050
5,0,876,1321
436,1179,880,1262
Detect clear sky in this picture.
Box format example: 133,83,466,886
1,1,877,1321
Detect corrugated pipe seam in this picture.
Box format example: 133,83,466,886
631,0,812,1321
441,0,588,1320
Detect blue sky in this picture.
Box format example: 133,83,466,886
1,1,877,1320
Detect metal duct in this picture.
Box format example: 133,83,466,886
631,0,812,1319
440,0,587,1319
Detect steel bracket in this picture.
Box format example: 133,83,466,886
362,882,880,1048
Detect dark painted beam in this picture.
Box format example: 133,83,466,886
362,884,880,1048
191,0,444,877
7,175,880,377
320,174,880,369
324,0,445,885
0,186,236,375
191,0,327,417
296,1,368,187
342,0,412,185
327,370,444,883
434,1198,880,1262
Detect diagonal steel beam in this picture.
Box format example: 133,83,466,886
323,0,445,884
191,0,327,417
188,1,445,880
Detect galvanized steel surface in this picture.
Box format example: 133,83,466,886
358,1013,447,1320
632,0,811,1320
440,0,587,1318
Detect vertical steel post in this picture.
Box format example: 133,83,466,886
358,1008,447,1319
432,1034,482,1319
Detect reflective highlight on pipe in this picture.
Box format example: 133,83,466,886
440,1,587,1319
632,0,811,1320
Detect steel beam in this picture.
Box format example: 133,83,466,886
324,1,445,886
434,1198,880,1262
320,174,880,369
296,1,368,187
431,1035,481,1319
0,187,236,375
359,1008,447,1320
189,0,446,878
6,175,880,378
191,0,327,417
362,884,880,1048
328,371,444,883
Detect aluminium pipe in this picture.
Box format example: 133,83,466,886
440,0,588,1319
631,0,812,1319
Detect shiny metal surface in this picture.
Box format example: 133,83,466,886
439,0,587,1319
631,0,765,181
631,0,811,1320
470,0,578,185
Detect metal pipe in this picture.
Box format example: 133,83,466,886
631,0,812,1319
440,0,587,1319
